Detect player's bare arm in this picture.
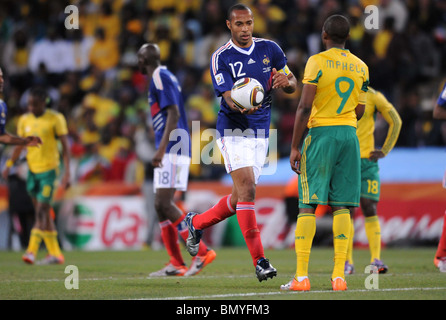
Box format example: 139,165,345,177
290,84,317,174
222,91,259,115
355,103,365,120
433,103,446,120
0,133,41,146
2,143,25,180
272,68,297,94
59,134,71,190
152,105,180,167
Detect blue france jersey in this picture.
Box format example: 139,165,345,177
0,99,7,135
148,66,190,156
210,38,288,138
437,82,446,108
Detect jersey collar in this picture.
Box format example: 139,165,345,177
230,39,256,55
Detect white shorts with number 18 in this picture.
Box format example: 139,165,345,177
153,153,190,191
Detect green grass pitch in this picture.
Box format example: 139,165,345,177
0,247,444,301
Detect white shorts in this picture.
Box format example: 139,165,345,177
153,153,190,191
216,136,268,184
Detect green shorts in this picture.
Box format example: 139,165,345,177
26,169,57,203
298,126,361,208
360,158,380,201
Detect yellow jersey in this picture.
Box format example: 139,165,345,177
356,87,402,158
302,47,369,128
17,109,68,173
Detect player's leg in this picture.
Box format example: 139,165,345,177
34,170,64,265
229,167,276,281
358,158,387,272
328,126,361,290
281,133,322,291
280,206,315,291
22,172,40,263
361,197,387,273
345,207,356,275
230,167,264,263
330,206,351,291
188,193,236,230
153,187,187,274
434,210,446,272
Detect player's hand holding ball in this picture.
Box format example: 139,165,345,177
230,77,264,114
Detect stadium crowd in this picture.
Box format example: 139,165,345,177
0,0,445,184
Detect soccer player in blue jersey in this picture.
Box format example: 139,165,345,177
185,4,298,282
137,44,216,277
433,80,446,272
0,67,41,148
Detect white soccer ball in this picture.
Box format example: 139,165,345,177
231,77,264,110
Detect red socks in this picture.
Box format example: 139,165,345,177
192,195,236,230
188,195,265,266
236,202,264,266
159,220,184,266
435,211,446,259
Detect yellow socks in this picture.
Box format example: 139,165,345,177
42,230,63,257
365,215,381,263
346,218,354,264
332,209,351,280
27,228,43,255
294,213,316,280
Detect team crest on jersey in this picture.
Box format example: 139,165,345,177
215,73,225,86
262,55,270,65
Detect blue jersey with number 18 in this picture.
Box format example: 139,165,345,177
210,38,289,138
148,66,190,157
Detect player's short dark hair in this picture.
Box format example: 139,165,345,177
323,15,350,44
227,3,251,20
29,86,49,103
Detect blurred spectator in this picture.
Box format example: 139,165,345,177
96,1,121,41
89,27,120,74
28,26,73,86
2,28,33,93
66,28,94,74
377,0,408,33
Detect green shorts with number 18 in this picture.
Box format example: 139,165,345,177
360,158,380,201
26,169,57,203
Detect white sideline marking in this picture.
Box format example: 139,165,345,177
140,287,446,300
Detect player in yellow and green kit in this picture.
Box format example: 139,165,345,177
281,15,369,292
4,87,71,265
345,87,402,275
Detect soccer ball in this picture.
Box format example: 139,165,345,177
231,77,264,110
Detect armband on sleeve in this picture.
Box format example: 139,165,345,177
278,65,291,76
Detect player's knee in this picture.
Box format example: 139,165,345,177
237,184,256,202
360,199,377,217
154,198,169,216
